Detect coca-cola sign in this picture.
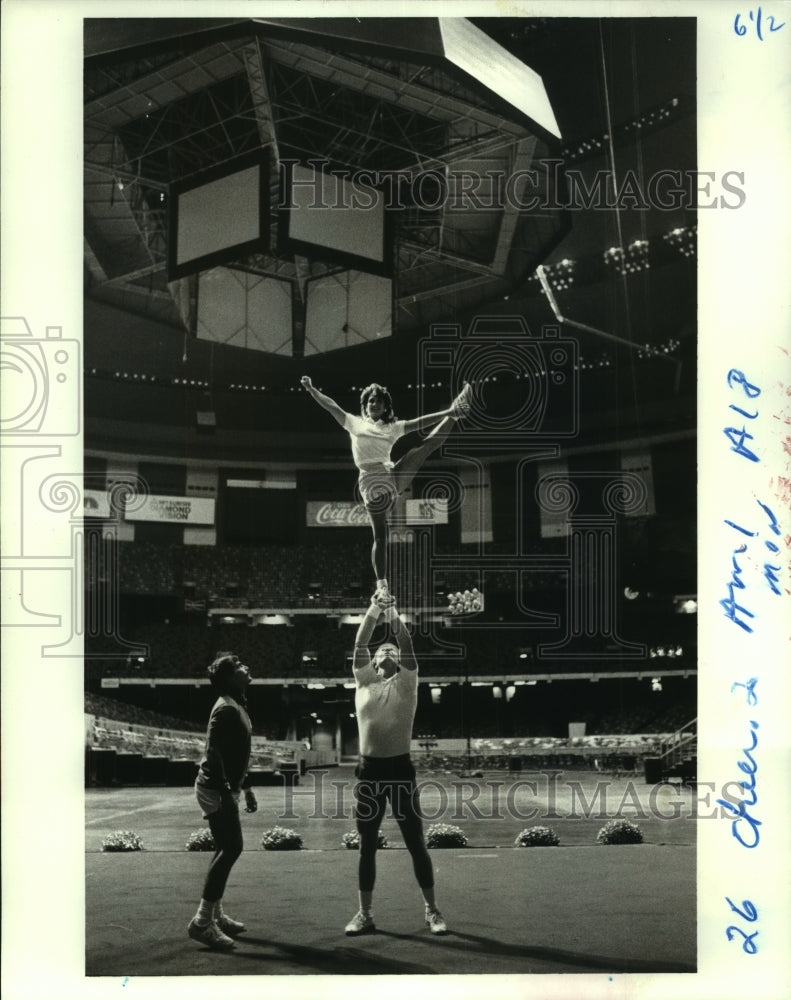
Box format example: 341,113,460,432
306,500,370,527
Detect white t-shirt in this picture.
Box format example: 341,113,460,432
353,663,418,757
343,413,406,471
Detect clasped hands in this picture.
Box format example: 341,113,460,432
370,592,398,618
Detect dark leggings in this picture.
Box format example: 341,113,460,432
354,757,434,893
203,801,244,902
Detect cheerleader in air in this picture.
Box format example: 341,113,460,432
301,376,471,602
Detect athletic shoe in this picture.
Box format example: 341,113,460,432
425,908,448,935
187,918,235,950
216,913,246,936
374,583,395,605
451,383,472,418
345,910,376,935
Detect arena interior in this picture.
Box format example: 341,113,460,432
81,15,699,977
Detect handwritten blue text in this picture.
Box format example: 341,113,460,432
720,500,783,631
725,897,759,954
716,720,761,848
734,8,786,40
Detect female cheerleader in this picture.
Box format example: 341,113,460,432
301,376,471,601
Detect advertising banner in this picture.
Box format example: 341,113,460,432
405,498,448,525
83,488,112,518
306,500,369,527
124,494,216,525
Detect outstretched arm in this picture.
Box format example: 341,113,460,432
352,597,383,672
301,376,347,428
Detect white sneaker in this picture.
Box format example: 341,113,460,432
216,913,246,936
375,583,395,606
425,908,448,935
451,383,472,417
345,910,376,935
187,917,235,950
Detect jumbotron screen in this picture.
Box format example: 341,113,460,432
167,151,269,281
280,162,391,276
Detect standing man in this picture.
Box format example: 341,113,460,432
345,596,447,936
188,651,258,950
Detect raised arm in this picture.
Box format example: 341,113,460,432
351,597,384,672
301,375,347,428
386,606,418,672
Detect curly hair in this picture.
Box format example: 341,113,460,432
360,383,396,423
207,651,241,694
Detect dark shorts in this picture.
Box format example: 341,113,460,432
354,753,420,824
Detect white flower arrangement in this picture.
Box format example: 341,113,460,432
597,819,644,844
185,828,216,852
260,826,303,851
514,825,560,847
341,830,389,850
425,823,468,848
101,830,144,852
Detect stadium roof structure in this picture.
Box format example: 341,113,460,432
83,17,697,460
84,17,572,354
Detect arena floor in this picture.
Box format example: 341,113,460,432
85,766,697,977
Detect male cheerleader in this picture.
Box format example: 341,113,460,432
345,595,447,936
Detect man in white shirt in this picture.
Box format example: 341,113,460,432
344,596,448,937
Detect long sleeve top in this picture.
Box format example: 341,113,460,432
195,695,252,792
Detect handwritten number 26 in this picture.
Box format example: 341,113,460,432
725,897,758,954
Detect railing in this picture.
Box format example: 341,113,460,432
86,713,339,770
656,717,697,769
